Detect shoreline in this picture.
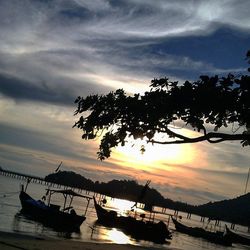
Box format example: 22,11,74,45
0,231,170,250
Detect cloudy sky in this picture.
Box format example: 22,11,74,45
1,0,250,205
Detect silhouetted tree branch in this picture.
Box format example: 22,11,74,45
73,50,250,160
149,131,250,145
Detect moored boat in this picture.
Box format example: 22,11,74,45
171,216,232,246
93,196,172,243
225,225,250,246
19,186,92,231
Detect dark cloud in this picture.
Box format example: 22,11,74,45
0,123,78,159
0,74,74,105
0,73,112,105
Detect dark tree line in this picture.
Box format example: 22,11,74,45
45,171,164,203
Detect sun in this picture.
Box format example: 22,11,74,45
114,137,190,166
106,128,198,174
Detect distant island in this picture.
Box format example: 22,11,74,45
45,171,250,227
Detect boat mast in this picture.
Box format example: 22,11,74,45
24,178,31,192
244,167,250,194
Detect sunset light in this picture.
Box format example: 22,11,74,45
107,228,131,244
110,198,135,214
118,141,181,164
114,130,197,169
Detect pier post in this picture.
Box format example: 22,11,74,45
200,216,205,222
174,210,179,216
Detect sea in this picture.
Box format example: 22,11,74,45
0,174,249,250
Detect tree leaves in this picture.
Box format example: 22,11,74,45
74,50,250,160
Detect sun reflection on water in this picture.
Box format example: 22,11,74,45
105,197,144,216
107,228,131,244
111,199,134,212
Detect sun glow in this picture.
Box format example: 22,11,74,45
115,137,194,167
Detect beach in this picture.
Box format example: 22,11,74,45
0,231,162,250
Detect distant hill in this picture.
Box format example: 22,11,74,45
45,171,165,203
45,171,250,227
45,171,94,190
194,193,250,226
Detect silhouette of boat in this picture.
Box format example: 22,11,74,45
93,196,172,243
19,186,92,231
171,216,232,246
225,225,250,246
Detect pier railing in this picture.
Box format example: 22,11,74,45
0,168,84,191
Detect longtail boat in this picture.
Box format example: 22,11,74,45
171,216,232,246
19,186,92,231
93,196,172,243
225,225,250,246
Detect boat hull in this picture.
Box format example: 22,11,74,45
225,225,250,246
172,217,232,246
19,191,85,231
93,197,171,243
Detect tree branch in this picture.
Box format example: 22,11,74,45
149,132,250,145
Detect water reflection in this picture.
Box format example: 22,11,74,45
107,228,131,244
111,199,134,214
12,212,82,239
100,197,145,217
90,224,134,245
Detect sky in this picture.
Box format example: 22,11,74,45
0,0,250,205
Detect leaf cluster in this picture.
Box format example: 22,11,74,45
74,51,250,160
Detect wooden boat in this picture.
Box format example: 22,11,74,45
171,216,232,246
93,197,172,243
19,186,92,231
225,225,250,245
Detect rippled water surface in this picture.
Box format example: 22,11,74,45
0,174,249,250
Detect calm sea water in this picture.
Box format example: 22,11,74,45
0,174,249,250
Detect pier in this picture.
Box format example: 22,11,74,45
0,168,47,184
0,168,82,192
0,168,102,196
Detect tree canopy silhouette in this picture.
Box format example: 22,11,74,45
73,51,250,160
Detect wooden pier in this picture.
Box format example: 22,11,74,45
0,168,85,192
0,168,47,184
